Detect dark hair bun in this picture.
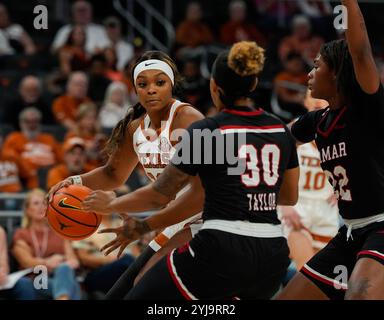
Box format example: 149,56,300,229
228,41,265,77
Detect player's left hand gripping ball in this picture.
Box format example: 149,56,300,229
82,190,117,214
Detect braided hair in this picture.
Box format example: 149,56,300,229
320,39,358,106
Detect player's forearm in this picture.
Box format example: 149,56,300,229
80,165,126,191
145,184,204,231
341,0,372,56
110,185,172,214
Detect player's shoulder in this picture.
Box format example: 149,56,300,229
175,103,203,119
128,113,146,136
172,102,205,130
174,102,204,121
295,108,328,126
260,110,288,124
255,110,293,133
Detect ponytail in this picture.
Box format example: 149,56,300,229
104,103,146,155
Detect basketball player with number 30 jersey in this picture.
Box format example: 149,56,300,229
93,42,299,300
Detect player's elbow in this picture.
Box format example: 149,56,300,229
101,164,126,187
278,195,298,206
278,167,299,206
278,187,298,206
148,199,169,210
148,189,173,209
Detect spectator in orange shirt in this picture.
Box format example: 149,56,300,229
175,2,214,49
220,0,266,47
0,130,22,193
46,137,91,190
2,107,62,189
52,71,91,131
104,47,124,82
273,52,308,122
0,129,23,210
64,103,107,170
57,25,89,77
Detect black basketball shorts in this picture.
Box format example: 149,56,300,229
300,221,384,300
126,229,289,300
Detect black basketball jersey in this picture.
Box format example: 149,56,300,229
171,106,298,225
291,84,384,220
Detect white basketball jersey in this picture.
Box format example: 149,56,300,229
133,100,203,252
297,142,334,199
133,99,187,182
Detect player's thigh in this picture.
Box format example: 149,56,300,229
346,227,384,300
288,230,315,270
278,228,353,300
346,258,384,299
275,272,329,300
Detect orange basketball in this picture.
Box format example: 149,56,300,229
47,185,102,240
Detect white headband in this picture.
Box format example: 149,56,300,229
133,59,174,86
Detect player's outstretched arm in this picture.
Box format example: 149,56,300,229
342,0,380,93
47,123,139,203
98,176,203,257
82,164,190,215
144,175,204,230
97,171,203,257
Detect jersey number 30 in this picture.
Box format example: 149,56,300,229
239,144,280,187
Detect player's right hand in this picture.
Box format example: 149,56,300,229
99,217,149,258
46,178,73,204
281,206,304,231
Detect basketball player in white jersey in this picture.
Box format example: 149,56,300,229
279,90,339,270
47,51,205,299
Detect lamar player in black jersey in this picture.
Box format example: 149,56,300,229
86,41,299,299
277,0,384,300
